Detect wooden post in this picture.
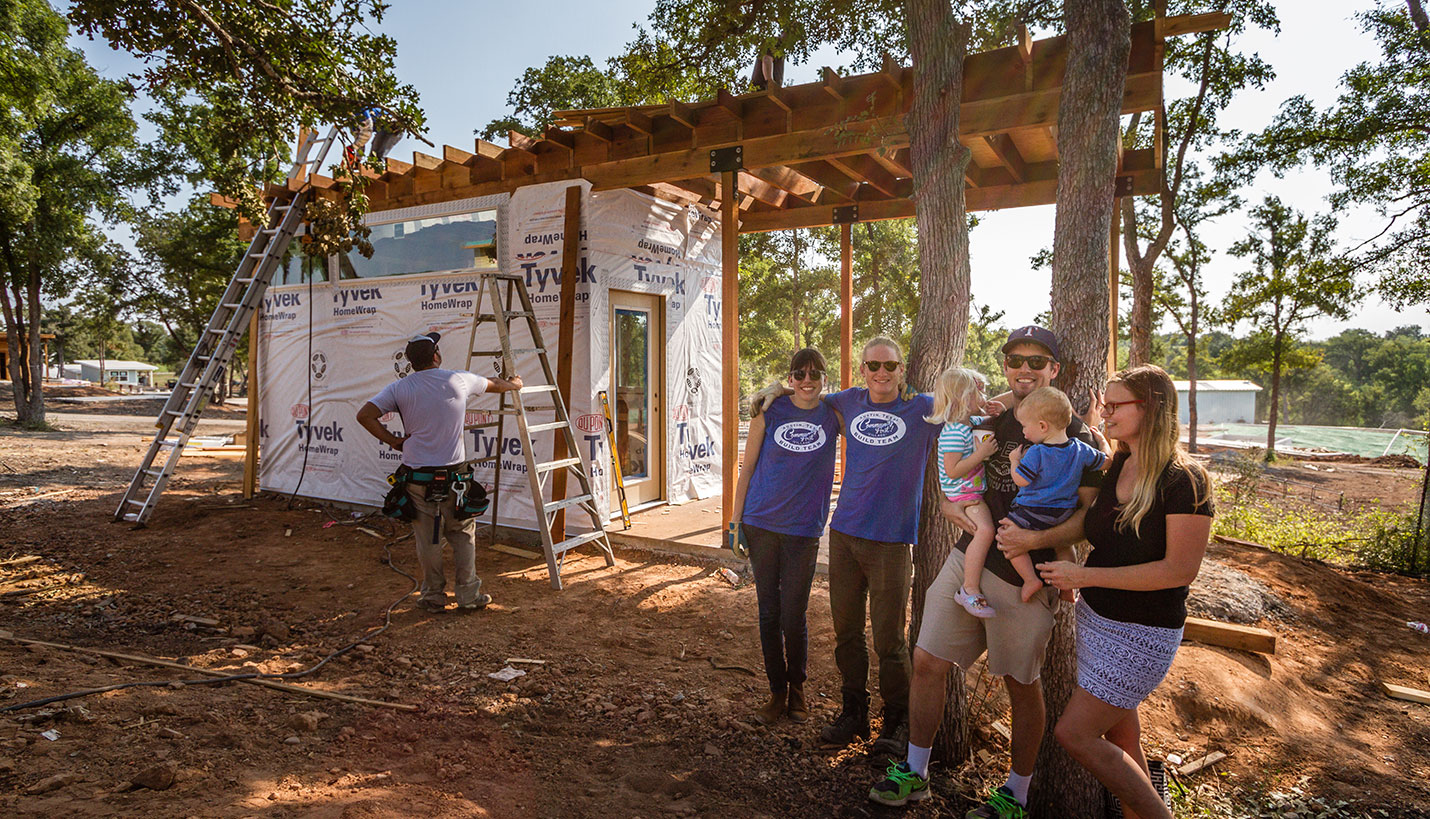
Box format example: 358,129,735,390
242,309,260,499
721,171,740,528
839,223,853,480
550,185,582,543
1108,197,1120,378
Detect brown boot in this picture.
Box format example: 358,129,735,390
754,690,786,726
786,684,809,723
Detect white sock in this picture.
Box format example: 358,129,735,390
906,743,931,778
1004,770,1031,804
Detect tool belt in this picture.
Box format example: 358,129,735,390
382,464,489,522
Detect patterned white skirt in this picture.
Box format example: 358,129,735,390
1076,599,1183,710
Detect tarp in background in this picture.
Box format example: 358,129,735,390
257,180,723,529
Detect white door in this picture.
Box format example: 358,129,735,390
609,291,664,507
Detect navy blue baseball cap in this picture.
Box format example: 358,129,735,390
405,331,441,360
1001,325,1059,360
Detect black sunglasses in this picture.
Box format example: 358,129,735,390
789,368,825,381
863,360,901,372
1004,353,1054,371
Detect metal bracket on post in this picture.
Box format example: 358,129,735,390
1115,175,1135,197
709,146,744,173
832,205,860,224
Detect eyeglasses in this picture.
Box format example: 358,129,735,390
789,369,825,381
1100,399,1145,415
1004,354,1054,371
863,360,901,372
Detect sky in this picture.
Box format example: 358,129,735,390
71,0,1429,340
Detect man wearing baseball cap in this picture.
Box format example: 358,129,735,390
869,325,1106,817
356,331,523,612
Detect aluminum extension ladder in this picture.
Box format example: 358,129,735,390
114,126,341,525
464,272,616,589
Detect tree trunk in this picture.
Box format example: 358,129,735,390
1127,254,1154,366
903,0,973,767
1037,0,1130,816
1266,335,1283,461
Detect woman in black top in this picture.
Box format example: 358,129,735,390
1036,365,1213,819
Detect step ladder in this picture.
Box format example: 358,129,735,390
114,126,341,525
464,272,616,590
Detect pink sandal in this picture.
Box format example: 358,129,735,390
954,587,996,618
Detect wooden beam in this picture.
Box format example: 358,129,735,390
1182,617,1276,655
735,171,788,207
412,151,442,171
721,171,739,530
585,118,907,191
749,165,822,201
784,160,861,202
714,88,744,120
667,100,698,129
550,185,582,544
666,176,719,202
827,154,899,198
623,110,654,136
870,148,912,179
1383,682,1430,706
821,66,846,101
984,134,1028,183
581,117,615,143
443,144,475,165
1162,11,1232,37
242,309,259,499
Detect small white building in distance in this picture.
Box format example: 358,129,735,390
74,359,158,387
1173,380,1261,425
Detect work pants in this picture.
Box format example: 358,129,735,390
827,529,912,714
407,484,482,606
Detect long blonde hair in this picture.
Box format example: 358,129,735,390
925,367,987,425
1109,365,1210,535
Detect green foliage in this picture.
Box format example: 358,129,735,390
480,56,631,141
0,0,146,422
1214,499,1422,575
68,0,424,223
1227,3,1430,308
127,195,246,369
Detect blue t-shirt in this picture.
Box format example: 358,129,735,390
1013,439,1107,509
825,388,942,544
743,396,842,538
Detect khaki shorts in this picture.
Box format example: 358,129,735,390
916,548,1058,685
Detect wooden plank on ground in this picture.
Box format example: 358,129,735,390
1183,617,1276,655
1177,751,1226,776
490,543,543,560
1382,681,1430,706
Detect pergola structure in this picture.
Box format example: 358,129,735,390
250,11,1229,532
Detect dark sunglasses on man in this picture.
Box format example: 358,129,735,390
789,368,825,381
862,360,901,372
1004,353,1055,371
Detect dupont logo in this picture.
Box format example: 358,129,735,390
465,410,494,426
290,403,310,420
575,414,604,433
673,404,691,422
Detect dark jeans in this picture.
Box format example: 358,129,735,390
827,528,912,713
744,523,821,694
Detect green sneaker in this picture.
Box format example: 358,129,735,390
868,761,930,807
965,786,1027,819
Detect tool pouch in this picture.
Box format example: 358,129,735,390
382,466,417,522
452,472,490,520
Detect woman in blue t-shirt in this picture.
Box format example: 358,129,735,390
730,348,842,727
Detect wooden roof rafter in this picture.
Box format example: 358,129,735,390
249,13,1227,238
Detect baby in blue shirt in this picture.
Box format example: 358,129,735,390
1007,387,1109,602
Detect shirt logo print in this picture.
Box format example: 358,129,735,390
773,421,827,453
849,411,907,447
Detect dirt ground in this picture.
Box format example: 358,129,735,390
2,413,1429,817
